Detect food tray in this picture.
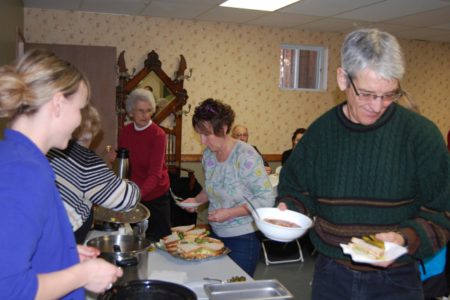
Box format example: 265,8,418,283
155,242,231,261
204,279,293,300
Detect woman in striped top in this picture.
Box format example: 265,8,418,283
47,104,140,243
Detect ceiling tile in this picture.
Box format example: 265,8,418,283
297,17,371,33
336,0,450,22
21,0,450,43
81,0,149,15
280,0,381,17
247,12,320,28
23,0,81,10
141,0,223,18
195,7,267,24
432,22,450,30
386,5,450,27
368,22,417,34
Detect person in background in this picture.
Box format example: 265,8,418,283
47,104,141,244
447,129,450,151
118,88,171,242
277,28,450,300
181,98,275,276
281,127,306,166
231,124,272,174
0,48,122,299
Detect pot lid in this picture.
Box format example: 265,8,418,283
94,203,150,224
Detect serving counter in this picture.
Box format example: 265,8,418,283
85,230,252,300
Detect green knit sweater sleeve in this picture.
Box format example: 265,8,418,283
277,132,317,218
398,112,450,258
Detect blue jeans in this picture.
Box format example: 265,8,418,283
312,255,424,300
211,231,261,276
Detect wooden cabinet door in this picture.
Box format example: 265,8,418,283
25,43,117,158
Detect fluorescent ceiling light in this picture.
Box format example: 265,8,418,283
220,0,300,12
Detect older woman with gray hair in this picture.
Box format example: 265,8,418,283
277,28,450,300
118,88,171,241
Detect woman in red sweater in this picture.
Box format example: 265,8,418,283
118,88,171,241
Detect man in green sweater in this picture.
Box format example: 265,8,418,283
277,28,450,300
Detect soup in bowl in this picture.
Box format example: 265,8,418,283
254,207,313,242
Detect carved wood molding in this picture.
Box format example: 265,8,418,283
116,50,189,169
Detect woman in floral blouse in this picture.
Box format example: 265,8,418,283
182,98,274,276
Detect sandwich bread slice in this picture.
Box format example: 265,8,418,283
349,237,385,260
184,228,207,237
171,224,195,233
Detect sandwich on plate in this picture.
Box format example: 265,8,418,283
160,225,225,259
348,237,385,260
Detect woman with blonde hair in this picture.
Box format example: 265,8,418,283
0,49,122,299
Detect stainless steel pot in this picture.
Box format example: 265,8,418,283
98,280,197,300
86,235,151,285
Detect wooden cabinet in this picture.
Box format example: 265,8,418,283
25,43,117,158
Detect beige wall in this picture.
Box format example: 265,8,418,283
24,8,450,157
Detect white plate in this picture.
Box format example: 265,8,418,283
176,201,202,208
340,241,407,264
184,281,208,300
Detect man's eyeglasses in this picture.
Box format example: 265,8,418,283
347,74,403,103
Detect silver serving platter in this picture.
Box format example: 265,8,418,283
204,279,293,300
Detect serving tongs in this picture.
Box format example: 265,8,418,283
203,276,247,283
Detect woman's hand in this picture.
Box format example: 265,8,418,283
82,258,123,293
105,145,117,167
208,208,232,223
77,245,100,262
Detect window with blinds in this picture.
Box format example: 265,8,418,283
279,44,328,91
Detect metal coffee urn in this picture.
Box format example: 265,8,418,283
115,148,129,179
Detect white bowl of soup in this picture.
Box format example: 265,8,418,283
254,207,313,242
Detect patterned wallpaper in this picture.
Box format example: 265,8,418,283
24,8,450,155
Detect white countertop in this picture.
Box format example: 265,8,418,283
85,230,252,299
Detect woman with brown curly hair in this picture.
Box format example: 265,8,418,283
182,98,274,276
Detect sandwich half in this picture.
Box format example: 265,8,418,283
349,237,385,260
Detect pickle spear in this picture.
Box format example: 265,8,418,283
362,235,385,249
